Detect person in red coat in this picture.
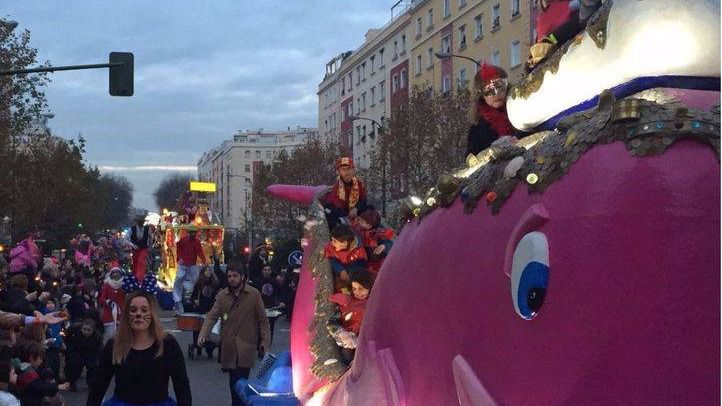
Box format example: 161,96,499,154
353,208,395,275
98,267,125,342
328,270,374,364
173,226,207,313
324,224,367,293
321,157,368,230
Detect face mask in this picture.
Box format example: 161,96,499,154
482,78,508,97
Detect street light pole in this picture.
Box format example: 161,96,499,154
348,115,387,217
434,52,481,67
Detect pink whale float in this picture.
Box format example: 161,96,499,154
266,0,720,402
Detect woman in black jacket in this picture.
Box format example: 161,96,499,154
466,64,519,158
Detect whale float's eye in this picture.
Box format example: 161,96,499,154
511,232,549,320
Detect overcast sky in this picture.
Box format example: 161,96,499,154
3,1,396,209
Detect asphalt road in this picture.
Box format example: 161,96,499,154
64,310,292,405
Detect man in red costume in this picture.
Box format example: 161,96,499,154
173,226,207,313
321,157,368,230
130,214,151,282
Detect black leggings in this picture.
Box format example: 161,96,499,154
228,367,251,406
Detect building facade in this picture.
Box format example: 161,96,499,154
197,127,318,230
318,7,412,169
409,0,535,92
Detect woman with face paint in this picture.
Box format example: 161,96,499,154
87,291,191,406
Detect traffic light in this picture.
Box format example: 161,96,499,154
109,52,134,96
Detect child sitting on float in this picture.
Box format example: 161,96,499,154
352,208,394,275
328,270,374,364
324,224,367,293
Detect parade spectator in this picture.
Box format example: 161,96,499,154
98,267,125,342
0,347,21,406
324,224,368,292
65,319,102,392
466,64,518,157
321,157,368,230
353,208,395,275
88,291,191,406
173,226,207,314
189,266,219,358
74,236,94,268
66,281,91,323
251,265,286,340
42,299,64,380
198,262,270,406
9,231,39,282
248,244,271,285
13,340,68,405
130,214,152,282
0,274,37,316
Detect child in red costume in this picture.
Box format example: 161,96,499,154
353,208,395,275
324,224,367,293
98,267,125,341
328,270,374,364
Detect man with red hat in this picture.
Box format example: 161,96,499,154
321,157,368,230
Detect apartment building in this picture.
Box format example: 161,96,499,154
318,8,412,169
197,127,318,230
409,0,535,93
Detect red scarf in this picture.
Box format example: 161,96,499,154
478,104,516,136
337,177,360,209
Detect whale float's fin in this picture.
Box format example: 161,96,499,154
453,355,498,406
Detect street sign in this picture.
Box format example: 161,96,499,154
288,250,303,266
109,52,134,96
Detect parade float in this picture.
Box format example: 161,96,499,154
268,0,720,404
157,182,224,289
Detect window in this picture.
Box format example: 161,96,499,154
474,14,483,39
348,72,353,90
427,47,434,67
492,4,501,30
416,54,422,74
442,34,451,53
392,74,399,93
370,55,375,73
244,164,250,172
362,92,366,111
255,150,261,159
416,17,422,37
356,98,361,114
458,25,467,49
371,86,376,105
356,67,361,85
492,49,501,66
347,102,353,118
379,48,385,68
266,151,272,159
361,62,366,80
442,74,451,94
511,40,521,67
379,80,386,100
443,0,451,17
394,39,398,58
459,0,467,7
244,150,250,159
400,69,407,89
401,34,406,53
459,68,467,89
511,0,520,16
428,9,434,27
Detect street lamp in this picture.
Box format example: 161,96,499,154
434,52,481,67
347,115,387,217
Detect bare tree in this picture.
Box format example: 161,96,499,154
154,173,195,211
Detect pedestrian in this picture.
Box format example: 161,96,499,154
87,291,191,406
173,226,207,314
98,267,125,342
13,340,69,405
130,214,152,282
42,299,64,380
189,266,219,358
0,347,21,406
465,64,518,158
64,319,102,392
197,262,270,406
